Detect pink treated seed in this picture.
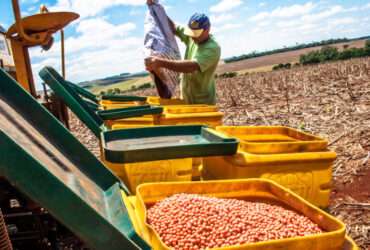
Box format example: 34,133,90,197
147,194,322,250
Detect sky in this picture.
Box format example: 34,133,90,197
1,0,370,89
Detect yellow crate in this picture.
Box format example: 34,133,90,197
99,100,144,110
106,115,160,129
121,193,358,250
109,105,224,129
158,105,223,128
202,151,336,208
192,158,203,180
102,157,192,194
163,105,219,114
121,195,358,250
160,111,223,128
146,96,186,105
131,179,345,250
342,236,359,250
216,126,328,154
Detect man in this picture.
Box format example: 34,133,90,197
145,10,221,105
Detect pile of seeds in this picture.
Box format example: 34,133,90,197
147,193,322,250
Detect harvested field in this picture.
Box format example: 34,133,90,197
217,39,367,74
71,57,370,249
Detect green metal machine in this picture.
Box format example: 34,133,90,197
40,67,163,137
40,66,239,163
0,68,150,249
66,80,147,104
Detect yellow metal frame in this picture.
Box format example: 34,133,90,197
6,0,78,96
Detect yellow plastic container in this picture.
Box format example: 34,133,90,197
160,105,223,128
216,126,328,154
121,192,358,250
110,105,224,129
342,237,359,250
131,179,346,250
99,100,145,110
202,151,336,208
105,115,160,129
102,157,193,194
163,105,219,114
146,96,186,105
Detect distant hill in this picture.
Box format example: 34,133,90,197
79,71,149,88
217,39,368,74
224,36,370,64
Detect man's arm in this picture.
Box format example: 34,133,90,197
146,57,200,73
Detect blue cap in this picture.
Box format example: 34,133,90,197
184,13,210,38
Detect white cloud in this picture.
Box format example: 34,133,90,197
27,5,37,13
259,2,266,7
256,20,270,27
328,17,356,26
250,2,316,21
30,17,142,88
22,11,32,17
21,0,39,3
213,23,242,33
210,13,233,24
276,19,300,28
301,5,344,22
249,12,269,22
31,17,136,58
210,0,243,13
129,8,142,16
365,3,370,9
50,0,146,18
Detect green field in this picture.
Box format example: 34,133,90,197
87,76,152,95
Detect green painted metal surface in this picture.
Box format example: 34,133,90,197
0,68,150,250
85,99,100,111
102,125,239,163
97,106,162,121
101,94,147,102
66,81,147,103
39,67,163,137
40,67,105,137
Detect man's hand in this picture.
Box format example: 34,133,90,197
147,0,154,5
146,57,200,74
145,57,162,72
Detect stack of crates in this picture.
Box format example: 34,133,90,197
102,99,224,181
99,96,185,110
202,126,337,208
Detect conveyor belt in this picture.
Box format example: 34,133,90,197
0,99,105,215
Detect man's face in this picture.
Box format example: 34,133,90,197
192,29,210,44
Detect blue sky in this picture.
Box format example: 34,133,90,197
1,0,370,89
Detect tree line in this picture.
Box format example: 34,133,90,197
299,40,370,65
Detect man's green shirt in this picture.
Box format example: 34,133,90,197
176,26,221,105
